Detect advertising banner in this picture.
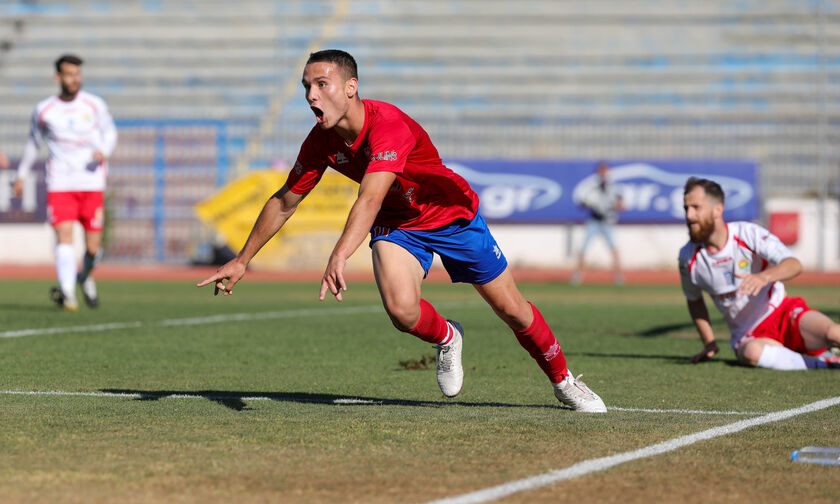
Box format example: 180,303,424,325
194,169,358,269
446,159,758,223
0,160,47,223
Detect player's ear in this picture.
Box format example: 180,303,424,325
345,77,358,99
713,201,724,219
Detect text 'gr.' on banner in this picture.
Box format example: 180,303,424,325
447,159,758,223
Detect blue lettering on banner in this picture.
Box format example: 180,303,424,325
447,159,758,223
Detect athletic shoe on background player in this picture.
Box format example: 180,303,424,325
78,274,99,308
823,354,840,369
50,285,78,312
436,320,464,397
554,373,607,412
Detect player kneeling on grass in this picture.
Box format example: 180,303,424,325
679,177,840,370
197,49,606,412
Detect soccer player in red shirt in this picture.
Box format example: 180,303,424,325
198,50,606,412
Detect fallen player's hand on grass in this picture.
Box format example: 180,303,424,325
690,342,719,363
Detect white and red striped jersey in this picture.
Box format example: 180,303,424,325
678,221,795,346
17,90,117,192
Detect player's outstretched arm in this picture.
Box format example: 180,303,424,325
197,185,304,296
319,171,394,302
736,257,802,297
687,297,719,363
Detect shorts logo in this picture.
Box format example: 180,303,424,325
543,342,561,362
371,226,391,238
370,150,397,162
790,307,804,323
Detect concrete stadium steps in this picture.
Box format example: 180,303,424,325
0,0,838,199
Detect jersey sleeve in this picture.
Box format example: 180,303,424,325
17,107,45,179
97,99,118,157
29,106,46,148
678,247,704,301
364,119,415,174
743,222,795,265
285,128,328,195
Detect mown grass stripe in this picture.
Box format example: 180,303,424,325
0,302,482,338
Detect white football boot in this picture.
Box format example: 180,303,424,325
78,274,99,308
436,320,464,397
553,373,607,413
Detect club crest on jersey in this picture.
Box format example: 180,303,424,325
370,150,397,162
403,187,415,204
738,259,750,270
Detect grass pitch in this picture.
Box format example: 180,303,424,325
1,278,838,503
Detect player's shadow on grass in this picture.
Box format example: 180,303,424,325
0,303,63,313
637,321,702,337
567,351,740,366
99,388,573,412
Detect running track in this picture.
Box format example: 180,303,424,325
1,263,838,285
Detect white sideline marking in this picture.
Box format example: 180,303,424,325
0,302,478,339
426,395,840,504
609,406,764,416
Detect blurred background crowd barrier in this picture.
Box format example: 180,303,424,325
0,0,837,270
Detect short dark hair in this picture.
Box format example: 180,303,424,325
55,54,83,73
306,49,358,80
684,177,725,205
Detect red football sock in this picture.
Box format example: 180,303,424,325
407,299,452,345
514,302,569,383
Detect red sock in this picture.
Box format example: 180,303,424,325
407,299,452,345
514,302,569,383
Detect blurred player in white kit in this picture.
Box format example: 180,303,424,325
13,54,117,310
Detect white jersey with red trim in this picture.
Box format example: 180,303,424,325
19,90,117,192
678,221,795,346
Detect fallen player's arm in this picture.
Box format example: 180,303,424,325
687,297,719,363
736,257,802,297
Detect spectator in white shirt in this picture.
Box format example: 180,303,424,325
571,162,624,285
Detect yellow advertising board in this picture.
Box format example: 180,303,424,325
194,169,370,271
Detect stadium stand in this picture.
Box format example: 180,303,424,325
0,0,837,263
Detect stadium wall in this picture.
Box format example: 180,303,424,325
1,197,837,271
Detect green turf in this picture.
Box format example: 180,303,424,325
0,279,838,503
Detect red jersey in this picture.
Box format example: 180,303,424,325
286,99,479,230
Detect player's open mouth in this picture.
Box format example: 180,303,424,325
311,106,324,122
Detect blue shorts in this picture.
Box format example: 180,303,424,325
369,213,508,285
581,218,616,250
